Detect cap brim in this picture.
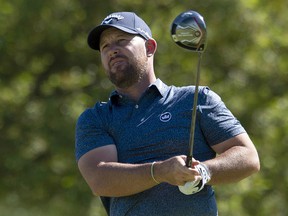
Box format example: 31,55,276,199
87,25,140,51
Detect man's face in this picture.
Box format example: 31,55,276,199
99,28,148,89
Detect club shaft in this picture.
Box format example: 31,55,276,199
186,52,203,167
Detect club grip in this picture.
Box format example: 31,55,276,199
186,155,193,167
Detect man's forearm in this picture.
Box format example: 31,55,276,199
79,155,202,197
204,145,260,185
82,162,157,197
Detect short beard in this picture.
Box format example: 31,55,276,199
108,56,148,89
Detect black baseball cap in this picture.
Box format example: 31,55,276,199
87,12,152,51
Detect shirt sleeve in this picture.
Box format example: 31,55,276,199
75,105,115,161
199,87,246,146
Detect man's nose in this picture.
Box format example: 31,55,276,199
110,50,118,57
108,45,119,57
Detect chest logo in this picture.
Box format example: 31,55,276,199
160,112,172,122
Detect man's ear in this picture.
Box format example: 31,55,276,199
145,39,157,57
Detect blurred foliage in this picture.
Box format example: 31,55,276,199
0,0,287,215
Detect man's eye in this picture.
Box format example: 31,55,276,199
117,39,128,45
100,44,108,51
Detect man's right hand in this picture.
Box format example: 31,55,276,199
152,156,202,186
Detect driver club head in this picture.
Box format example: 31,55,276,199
171,10,207,52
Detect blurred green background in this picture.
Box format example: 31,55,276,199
1,0,287,215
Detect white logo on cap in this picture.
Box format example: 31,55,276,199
102,14,124,24
136,28,151,38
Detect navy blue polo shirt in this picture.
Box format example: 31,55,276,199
75,78,245,215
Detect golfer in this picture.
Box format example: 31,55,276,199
75,11,260,216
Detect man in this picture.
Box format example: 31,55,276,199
75,11,260,216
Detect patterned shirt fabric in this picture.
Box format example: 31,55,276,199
75,79,245,216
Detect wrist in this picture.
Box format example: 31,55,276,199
150,162,160,184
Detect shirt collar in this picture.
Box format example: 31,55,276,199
150,78,168,97
109,78,168,105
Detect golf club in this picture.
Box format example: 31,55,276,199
171,10,207,167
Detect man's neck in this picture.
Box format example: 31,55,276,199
116,76,156,102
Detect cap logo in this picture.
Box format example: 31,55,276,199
136,27,150,38
101,14,124,24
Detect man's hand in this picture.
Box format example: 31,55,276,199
153,156,202,186
178,163,211,195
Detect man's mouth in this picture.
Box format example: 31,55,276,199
110,56,126,68
112,59,124,67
